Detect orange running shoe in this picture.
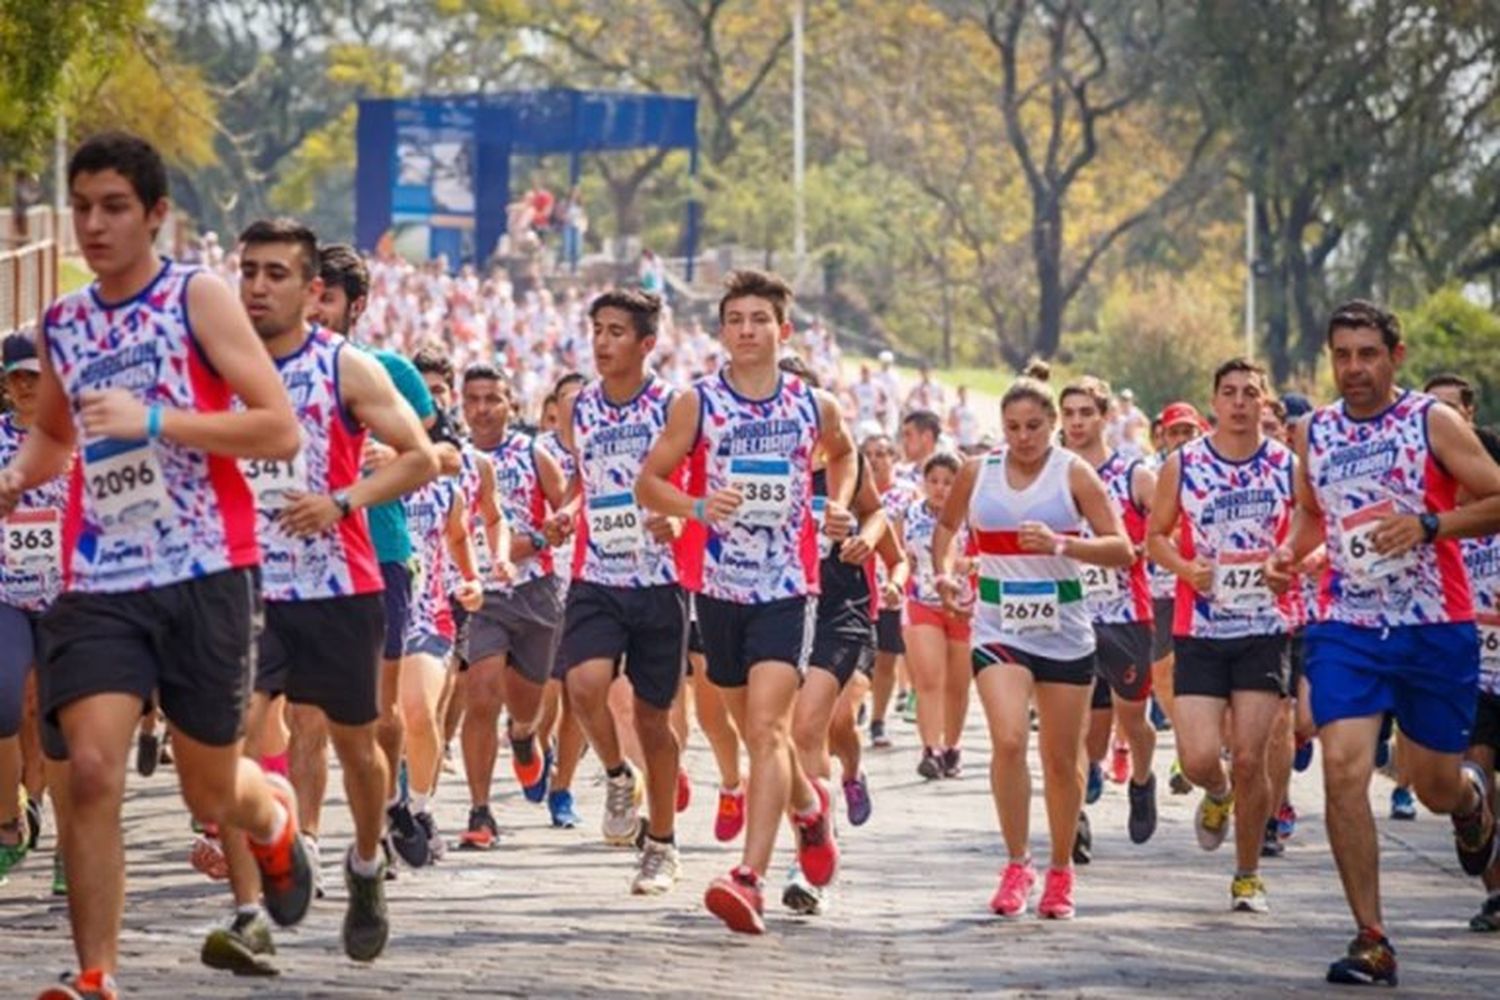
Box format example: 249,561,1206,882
245,774,313,927
1110,740,1130,785
714,785,746,842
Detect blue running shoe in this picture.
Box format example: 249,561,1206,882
1293,739,1313,773
548,789,581,829
1390,786,1417,821
1085,762,1104,805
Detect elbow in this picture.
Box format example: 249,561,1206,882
416,442,441,482
267,416,301,461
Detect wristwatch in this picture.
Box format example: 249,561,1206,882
1418,512,1440,544
332,490,353,519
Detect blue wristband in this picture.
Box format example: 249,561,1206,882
146,405,163,442
692,498,707,522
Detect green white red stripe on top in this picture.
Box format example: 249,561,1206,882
968,447,1096,661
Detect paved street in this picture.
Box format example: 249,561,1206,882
1,706,1494,999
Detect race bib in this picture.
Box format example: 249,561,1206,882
83,438,169,528
1080,563,1122,603
811,495,834,559
996,580,1060,635
730,457,792,526
1479,613,1500,670
3,508,61,568
243,452,308,512
587,491,644,556
1340,500,1416,582
1215,549,1272,611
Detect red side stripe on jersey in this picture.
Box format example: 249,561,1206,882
1425,453,1475,622
61,454,84,590
328,408,382,595
187,343,260,570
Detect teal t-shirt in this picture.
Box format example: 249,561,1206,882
364,348,435,564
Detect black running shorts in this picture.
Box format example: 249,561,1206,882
876,608,905,655
1471,690,1500,755
1174,633,1290,699
1094,622,1153,703
557,581,688,709
972,642,1096,686
256,594,385,726
695,594,816,688
1151,597,1175,661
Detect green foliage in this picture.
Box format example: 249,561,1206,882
1399,288,1500,426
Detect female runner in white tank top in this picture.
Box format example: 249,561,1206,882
932,379,1135,921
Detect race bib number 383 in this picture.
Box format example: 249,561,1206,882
82,437,169,528
730,457,792,526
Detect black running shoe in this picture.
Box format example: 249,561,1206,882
941,747,963,779
1072,811,1092,865
386,800,431,868
25,794,42,852
1127,773,1157,844
917,748,943,780
1453,762,1498,877
201,910,278,976
1326,929,1397,987
1261,817,1285,858
1470,893,1500,933
136,732,160,778
343,849,390,962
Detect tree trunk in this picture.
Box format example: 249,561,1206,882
1033,196,1065,358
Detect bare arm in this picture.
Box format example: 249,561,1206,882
932,457,981,613
1267,424,1324,592
1424,404,1500,540
637,390,713,521
1059,461,1135,567
817,389,858,510
838,456,888,565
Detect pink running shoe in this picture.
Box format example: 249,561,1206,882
1038,866,1076,920
794,780,839,888
989,859,1037,918
714,785,746,842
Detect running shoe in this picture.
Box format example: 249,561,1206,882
1276,802,1297,842
200,909,278,976
511,732,549,803
246,775,313,928
857,701,868,727
458,804,500,851
1109,741,1129,785
1389,786,1417,821
894,690,909,717
917,747,943,780
0,821,28,879
1326,928,1398,987
1260,818,1285,858
1085,761,1104,805
1469,892,1500,932
1194,790,1234,852
385,799,431,868
1072,811,1092,865
843,772,872,827
900,691,918,724
714,785,746,842
35,969,118,1000
941,746,963,779
1293,737,1314,772
794,780,839,887
342,848,390,962
1374,733,1392,771
1127,773,1158,844
415,810,446,861
782,862,823,915
304,833,326,899
675,768,692,813
1168,758,1193,795
1453,761,1499,876
25,794,42,852
548,789,581,829
632,838,682,896
1037,866,1076,920
705,865,766,934
1231,873,1270,913
190,831,230,881
603,766,644,846
870,719,891,748
51,851,67,896
989,859,1036,918
1149,697,1171,731
136,731,160,778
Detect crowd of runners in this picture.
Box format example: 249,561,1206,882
1,132,1498,999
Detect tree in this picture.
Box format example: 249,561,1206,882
1401,288,1500,427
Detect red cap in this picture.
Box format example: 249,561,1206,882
1158,401,1207,430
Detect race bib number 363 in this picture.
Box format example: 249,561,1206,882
3,508,61,567
83,437,169,528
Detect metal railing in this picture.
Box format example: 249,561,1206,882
0,240,59,336
1,206,76,254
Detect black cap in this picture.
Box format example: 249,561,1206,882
2,330,39,374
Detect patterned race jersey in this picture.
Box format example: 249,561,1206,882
900,494,968,607
1306,391,1472,629
483,429,550,592
1173,437,1295,639
0,413,69,610
686,370,821,604
1463,533,1500,696
537,429,576,591
450,444,492,594
1083,452,1153,626
404,475,458,644
252,329,382,603
43,259,258,592
571,375,679,589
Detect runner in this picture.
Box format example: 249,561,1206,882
862,432,909,748
303,243,440,874
204,217,439,973
1,132,311,1000
1264,299,1500,986
1462,427,1500,931
458,363,570,849
637,269,856,934
1060,376,1159,845
895,453,973,780
557,288,687,893
933,377,1134,920
1147,358,1296,914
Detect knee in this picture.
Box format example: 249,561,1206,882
330,725,381,770
1040,744,1078,782
1179,747,1223,787
991,730,1028,764
566,672,610,711
67,743,125,809
1320,740,1371,789
398,687,435,731
743,715,788,758
180,771,238,825
791,715,823,756
1230,751,1266,789
635,709,676,751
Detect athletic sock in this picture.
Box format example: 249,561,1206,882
349,849,382,878
235,903,261,920
648,832,676,847
410,792,430,816
260,752,289,778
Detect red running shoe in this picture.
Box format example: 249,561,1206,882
1038,866,1076,920
1110,741,1130,785
990,860,1037,918
36,969,118,1000
676,768,692,814
245,774,313,927
794,780,839,888
714,785,746,842
704,865,765,934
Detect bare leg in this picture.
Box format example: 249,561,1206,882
460,656,505,808
721,664,812,877
1320,715,1386,931
975,664,1033,860
903,625,947,749
941,637,971,749
287,704,328,835
693,666,741,789
1034,681,1093,869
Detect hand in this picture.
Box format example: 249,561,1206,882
491,558,516,586
542,511,574,547
1017,520,1057,555
1298,546,1327,576
936,574,971,616
839,535,873,564
0,467,21,517
1186,557,1215,597
822,500,854,541
1370,513,1423,558
362,439,396,471
453,578,483,612
703,486,743,524
277,492,342,537
1263,545,1295,595
880,581,902,610
78,389,149,440
644,513,680,544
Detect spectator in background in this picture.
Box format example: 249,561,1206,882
876,350,902,435
1108,387,1148,459
905,362,947,416
948,384,978,450
1424,373,1478,424
850,364,881,429
526,173,555,236
559,185,588,275
639,248,666,296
